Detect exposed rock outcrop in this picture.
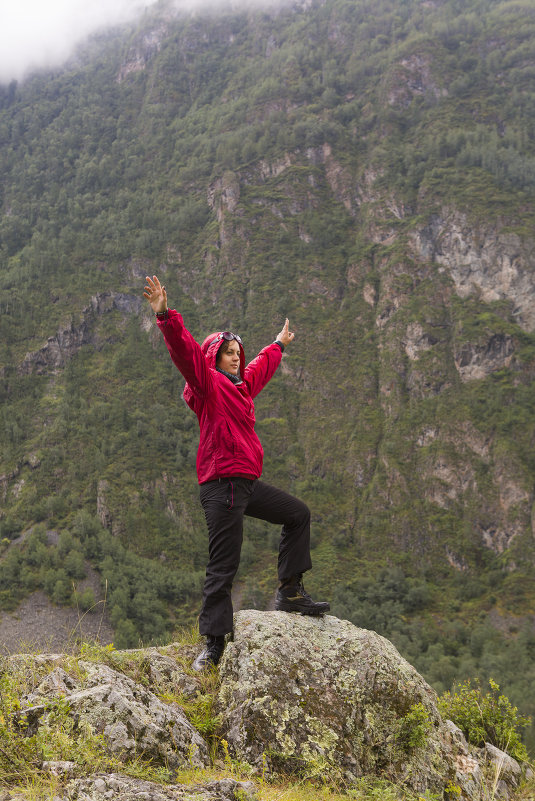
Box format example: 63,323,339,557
19,658,209,770
410,212,535,332
96,479,113,532
386,52,448,107
19,293,142,375
117,19,170,83
6,613,529,801
453,332,516,381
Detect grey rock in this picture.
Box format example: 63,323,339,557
410,212,535,333
62,774,257,800
66,662,209,769
453,333,516,382
28,666,80,703
19,292,143,375
484,743,522,800
108,646,201,701
144,650,184,684
145,649,200,701
42,760,77,777
217,611,489,799
15,703,47,736
96,480,113,531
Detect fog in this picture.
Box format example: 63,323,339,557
0,0,284,84
0,0,156,82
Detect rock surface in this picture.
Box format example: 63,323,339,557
20,657,208,770
18,292,142,375
60,775,257,801
410,211,535,333
217,610,521,800
6,612,529,801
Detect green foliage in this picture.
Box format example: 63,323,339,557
332,566,535,755
0,661,42,783
0,514,204,647
438,679,530,761
396,703,432,751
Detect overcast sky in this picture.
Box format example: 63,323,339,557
1,0,285,84
0,0,160,83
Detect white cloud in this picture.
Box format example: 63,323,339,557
0,0,157,83
0,0,290,84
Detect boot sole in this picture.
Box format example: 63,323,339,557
275,601,330,616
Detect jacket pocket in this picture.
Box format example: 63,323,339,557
224,421,237,454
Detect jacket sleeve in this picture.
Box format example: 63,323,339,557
157,309,214,398
243,342,283,399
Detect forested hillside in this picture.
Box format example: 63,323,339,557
1,0,535,750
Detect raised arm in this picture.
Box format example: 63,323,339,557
143,275,213,398
244,318,294,398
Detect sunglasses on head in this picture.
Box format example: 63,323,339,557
210,331,243,347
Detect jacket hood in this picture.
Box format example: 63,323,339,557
201,332,246,375
183,331,246,408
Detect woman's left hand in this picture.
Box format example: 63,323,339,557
277,318,295,347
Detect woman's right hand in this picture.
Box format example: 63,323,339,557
143,275,168,314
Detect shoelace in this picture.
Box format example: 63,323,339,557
297,582,312,599
206,637,224,657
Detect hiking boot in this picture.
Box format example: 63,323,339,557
192,635,225,671
275,575,330,616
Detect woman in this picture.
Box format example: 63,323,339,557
143,275,329,670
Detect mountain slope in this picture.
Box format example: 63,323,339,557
1,0,535,748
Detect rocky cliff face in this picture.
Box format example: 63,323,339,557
410,212,535,333
18,293,142,375
5,613,529,801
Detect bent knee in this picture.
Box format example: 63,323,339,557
290,500,310,527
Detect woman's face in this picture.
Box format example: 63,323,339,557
217,340,241,374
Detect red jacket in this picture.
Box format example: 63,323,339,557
157,310,283,483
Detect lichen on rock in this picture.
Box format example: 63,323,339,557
20,659,209,770
217,610,496,798
60,774,257,800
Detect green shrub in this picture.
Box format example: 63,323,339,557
396,702,432,751
0,660,42,783
438,679,530,761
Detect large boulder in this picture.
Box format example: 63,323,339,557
217,611,501,799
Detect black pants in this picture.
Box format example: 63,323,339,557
198,477,313,636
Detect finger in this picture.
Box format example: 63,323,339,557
153,275,162,290
145,275,156,289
